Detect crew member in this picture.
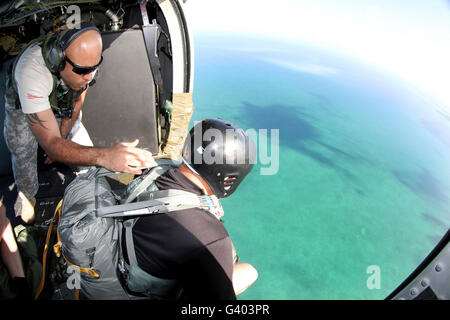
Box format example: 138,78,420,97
3,22,153,224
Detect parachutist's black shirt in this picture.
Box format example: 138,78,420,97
123,168,236,300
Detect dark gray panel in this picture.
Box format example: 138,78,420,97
83,29,159,154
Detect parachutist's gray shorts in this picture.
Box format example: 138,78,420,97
3,88,93,201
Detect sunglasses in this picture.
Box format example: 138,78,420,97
66,55,103,75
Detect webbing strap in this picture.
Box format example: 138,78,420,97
34,199,62,300
122,162,174,204
124,221,138,266
96,189,215,218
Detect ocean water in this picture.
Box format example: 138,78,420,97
189,32,450,299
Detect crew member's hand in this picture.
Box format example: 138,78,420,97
101,139,154,174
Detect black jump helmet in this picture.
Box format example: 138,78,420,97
182,118,255,198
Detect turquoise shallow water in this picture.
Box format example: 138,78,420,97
189,32,450,299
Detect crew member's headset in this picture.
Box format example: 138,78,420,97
42,21,100,75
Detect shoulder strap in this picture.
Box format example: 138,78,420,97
96,189,223,219
122,218,139,267
121,158,179,204
119,216,181,299
117,190,223,270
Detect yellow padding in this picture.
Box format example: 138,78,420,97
159,92,194,159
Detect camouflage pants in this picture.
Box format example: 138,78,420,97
3,86,93,201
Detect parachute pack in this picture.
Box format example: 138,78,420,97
35,159,224,300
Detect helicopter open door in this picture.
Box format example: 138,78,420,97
0,0,194,224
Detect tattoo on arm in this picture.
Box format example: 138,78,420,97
27,113,48,130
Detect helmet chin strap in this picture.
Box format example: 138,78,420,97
181,156,200,175
179,160,214,196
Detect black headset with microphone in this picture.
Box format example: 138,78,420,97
42,21,100,75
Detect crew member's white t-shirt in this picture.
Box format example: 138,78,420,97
13,42,93,147
14,42,58,114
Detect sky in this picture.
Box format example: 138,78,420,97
182,0,450,113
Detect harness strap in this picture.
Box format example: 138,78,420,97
96,189,223,219
34,199,61,300
124,219,139,266
122,159,179,204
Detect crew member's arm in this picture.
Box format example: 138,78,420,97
27,109,151,174
59,87,87,139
